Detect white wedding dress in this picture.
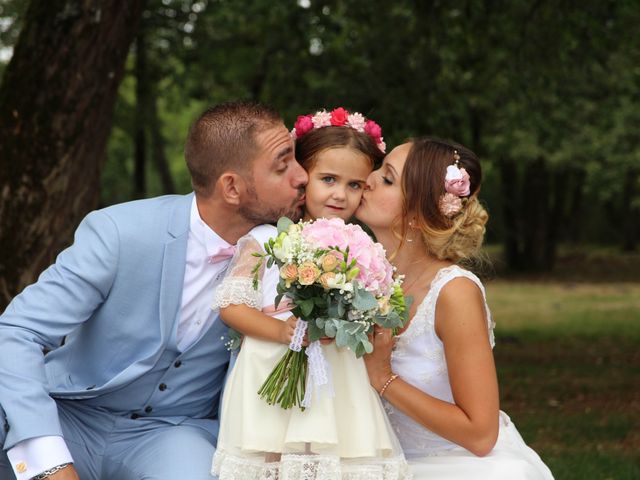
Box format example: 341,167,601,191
386,265,554,479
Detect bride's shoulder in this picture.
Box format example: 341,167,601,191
434,265,484,291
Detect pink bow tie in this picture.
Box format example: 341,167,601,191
208,245,236,264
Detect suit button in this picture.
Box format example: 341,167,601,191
174,360,182,368
159,383,167,391
145,406,153,413
4,422,9,432
130,413,140,419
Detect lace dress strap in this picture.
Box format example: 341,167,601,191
211,233,266,310
426,265,495,347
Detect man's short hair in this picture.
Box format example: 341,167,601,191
185,101,282,196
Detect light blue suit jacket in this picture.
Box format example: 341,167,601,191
0,193,229,449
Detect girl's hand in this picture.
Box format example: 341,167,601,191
279,316,309,346
364,326,395,391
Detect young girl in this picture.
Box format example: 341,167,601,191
211,108,410,479
358,138,554,479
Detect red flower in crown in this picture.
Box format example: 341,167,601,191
330,107,349,126
294,114,314,137
364,119,382,141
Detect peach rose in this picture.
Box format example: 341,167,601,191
321,253,339,272
298,261,321,285
279,264,298,287
319,272,337,290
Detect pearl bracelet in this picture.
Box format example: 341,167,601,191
378,373,399,397
31,463,72,480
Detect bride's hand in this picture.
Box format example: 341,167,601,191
364,326,395,392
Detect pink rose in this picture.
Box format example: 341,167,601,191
330,107,349,126
439,193,463,217
293,114,314,137
364,120,382,141
444,166,471,197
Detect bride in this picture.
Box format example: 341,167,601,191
356,137,554,479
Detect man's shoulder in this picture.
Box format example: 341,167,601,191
88,194,193,238
99,194,190,218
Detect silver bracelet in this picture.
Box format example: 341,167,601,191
31,463,72,480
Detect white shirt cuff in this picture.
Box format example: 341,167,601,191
7,436,73,480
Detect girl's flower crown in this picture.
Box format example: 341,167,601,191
439,150,471,218
291,107,386,153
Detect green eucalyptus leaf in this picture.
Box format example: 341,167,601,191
277,217,293,234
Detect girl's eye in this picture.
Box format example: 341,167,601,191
382,176,393,185
321,176,336,184
348,182,362,190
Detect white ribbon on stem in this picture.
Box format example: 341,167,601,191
288,319,334,407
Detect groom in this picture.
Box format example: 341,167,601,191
0,101,307,480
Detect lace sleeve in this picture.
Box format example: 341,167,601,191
211,234,267,310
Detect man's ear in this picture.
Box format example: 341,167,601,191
217,172,244,205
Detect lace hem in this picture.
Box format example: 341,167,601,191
212,448,412,480
212,277,263,310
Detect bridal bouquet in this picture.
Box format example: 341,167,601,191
253,217,409,409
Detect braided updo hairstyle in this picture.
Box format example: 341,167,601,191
401,137,488,263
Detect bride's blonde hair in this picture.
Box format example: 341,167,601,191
397,137,488,263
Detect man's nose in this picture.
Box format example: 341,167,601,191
292,161,308,187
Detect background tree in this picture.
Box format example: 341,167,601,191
0,0,144,309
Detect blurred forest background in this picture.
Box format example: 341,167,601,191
0,1,638,478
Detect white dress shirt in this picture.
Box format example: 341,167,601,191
8,197,234,479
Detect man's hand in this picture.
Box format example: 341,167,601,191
49,464,80,480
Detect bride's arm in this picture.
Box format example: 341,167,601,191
365,277,499,456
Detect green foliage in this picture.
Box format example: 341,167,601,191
5,0,638,264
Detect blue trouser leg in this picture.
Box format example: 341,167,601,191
2,401,218,480
104,419,217,480
0,405,16,479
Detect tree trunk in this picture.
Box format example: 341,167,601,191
150,94,176,195
134,26,148,199
0,0,145,310
621,167,639,252
498,157,523,270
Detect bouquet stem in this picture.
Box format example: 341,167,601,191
257,347,308,410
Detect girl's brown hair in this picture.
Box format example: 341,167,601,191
295,126,384,171
401,137,488,262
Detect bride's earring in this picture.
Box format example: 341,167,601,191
407,222,415,243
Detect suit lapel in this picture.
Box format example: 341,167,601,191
158,194,193,344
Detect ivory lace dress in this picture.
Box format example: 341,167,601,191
211,225,410,480
386,265,554,479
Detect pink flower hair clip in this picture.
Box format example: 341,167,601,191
291,107,386,153
439,150,471,218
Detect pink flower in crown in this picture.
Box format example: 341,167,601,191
347,113,366,132
444,165,471,197
364,119,382,141
330,107,349,126
312,110,332,128
378,138,386,153
439,193,463,218
293,114,314,137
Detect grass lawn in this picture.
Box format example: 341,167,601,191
487,281,640,479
